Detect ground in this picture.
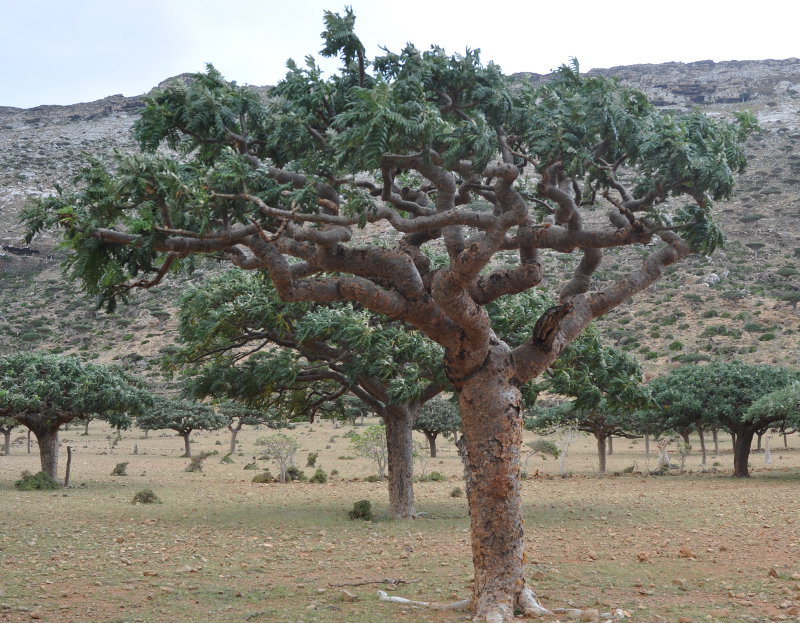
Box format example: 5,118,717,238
1,419,799,623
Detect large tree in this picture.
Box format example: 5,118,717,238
650,362,797,477
0,353,151,480
137,396,227,457
23,10,754,620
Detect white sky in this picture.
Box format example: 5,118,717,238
1,0,797,109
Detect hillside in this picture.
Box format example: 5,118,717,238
1,59,799,380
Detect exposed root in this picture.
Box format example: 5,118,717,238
376,590,470,611
377,589,627,622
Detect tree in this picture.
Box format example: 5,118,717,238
23,10,754,619
0,353,150,480
171,269,447,518
0,416,19,456
136,397,226,457
650,363,797,477
350,424,389,480
746,382,800,437
216,400,282,455
413,398,461,457
257,432,300,482
528,332,652,474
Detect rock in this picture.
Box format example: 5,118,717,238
637,552,650,563
677,546,696,559
341,589,359,602
671,578,687,589
769,567,779,578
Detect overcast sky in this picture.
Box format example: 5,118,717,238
1,0,797,109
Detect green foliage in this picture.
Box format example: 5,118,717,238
251,470,275,483
348,499,373,521
132,489,162,504
14,471,60,491
306,452,319,467
184,451,217,472
527,439,560,459
418,471,446,482
450,487,464,498
137,397,226,435
309,467,328,483
746,383,800,428
111,462,128,476
349,424,388,480
286,466,307,482
413,399,461,438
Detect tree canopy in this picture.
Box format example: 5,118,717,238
137,396,227,457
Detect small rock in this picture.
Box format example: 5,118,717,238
636,552,650,563
677,546,696,559
341,589,359,602
769,567,779,578
579,609,600,622
671,578,687,589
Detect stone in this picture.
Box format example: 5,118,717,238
579,609,600,622
341,589,359,602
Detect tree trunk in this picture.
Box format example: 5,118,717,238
383,406,416,519
712,428,719,458
423,430,438,458
784,432,789,448
27,429,31,454
680,430,691,447
732,429,755,478
596,434,608,474
644,433,650,457
2,429,11,456
83,419,90,436
606,435,613,456
656,438,671,470
64,446,73,487
456,349,546,621
764,434,773,465
33,427,60,481
696,423,707,467
228,422,243,455
181,432,192,458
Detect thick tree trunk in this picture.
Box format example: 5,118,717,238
33,427,60,481
456,348,546,621
596,434,608,474
696,423,707,466
606,435,613,456
2,429,11,456
732,429,754,478
383,406,416,519
423,430,438,458
181,432,192,458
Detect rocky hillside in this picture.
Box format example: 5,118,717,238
1,59,799,379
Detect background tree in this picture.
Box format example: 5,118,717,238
216,400,283,455
350,424,389,480
528,332,652,474
746,382,800,440
136,397,226,457
413,397,461,458
0,416,19,456
0,353,151,480
650,362,797,477
23,9,754,619
257,432,300,482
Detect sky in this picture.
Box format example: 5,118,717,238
1,0,797,109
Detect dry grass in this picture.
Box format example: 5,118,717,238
1,419,800,623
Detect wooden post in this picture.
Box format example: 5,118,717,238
64,446,73,488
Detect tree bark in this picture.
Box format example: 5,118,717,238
597,434,608,475
83,419,90,436
732,429,754,478
423,430,438,458
756,431,764,452
696,423,707,467
606,435,613,456
181,431,192,458
644,433,650,457
712,428,719,458
680,430,691,447
2,429,11,456
33,427,60,481
228,421,243,455
764,434,773,465
456,347,545,621
383,406,416,519
64,446,73,488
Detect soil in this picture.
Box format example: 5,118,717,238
1,419,799,623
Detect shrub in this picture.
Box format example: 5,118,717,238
220,453,235,464
286,466,307,482
668,341,684,351
348,499,373,521
184,450,216,472
306,452,319,467
527,439,560,459
14,471,60,491
132,489,161,504
309,468,328,483
758,332,776,341
418,471,446,482
364,474,381,482
252,470,275,483
111,462,129,476
330,469,339,477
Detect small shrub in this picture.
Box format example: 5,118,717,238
220,453,235,464
418,471,446,482
309,468,328,483
185,450,217,472
111,462,129,476
252,470,275,483
527,439,560,459
758,332,776,341
330,469,339,477
132,489,161,504
364,474,381,482
450,487,464,498
306,452,319,467
286,466,307,482
348,499,373,521
14,471,60,491
243,459,258,470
